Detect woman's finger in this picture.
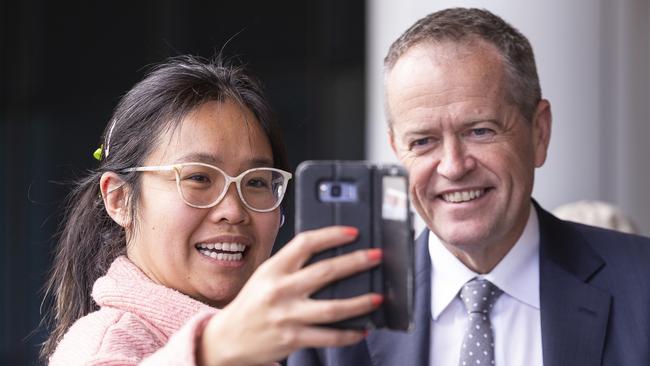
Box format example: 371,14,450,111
287,293,383,325
270,226,360,272
285,325,367,350
284,247,382,296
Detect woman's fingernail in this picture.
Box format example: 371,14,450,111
342,227,359,237
371,294,384,306
367,248,383,261
363,330,369,337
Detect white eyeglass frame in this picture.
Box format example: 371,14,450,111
121,162,292,212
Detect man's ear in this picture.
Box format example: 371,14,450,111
532,99,552,168
100,172,130,227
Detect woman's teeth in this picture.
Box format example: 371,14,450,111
442,189,484,203
198,242,245,251
197,242,246,261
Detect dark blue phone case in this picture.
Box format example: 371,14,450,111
295,160,414,331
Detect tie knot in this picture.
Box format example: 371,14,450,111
459,278,502,315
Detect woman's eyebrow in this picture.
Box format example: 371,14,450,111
175,153,274,167
176,152,221,164
248,157,274,167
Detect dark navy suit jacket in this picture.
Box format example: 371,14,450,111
288,202,650,365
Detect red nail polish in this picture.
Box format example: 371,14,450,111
367,248,383,261
342,227,359,237
371,294,384,306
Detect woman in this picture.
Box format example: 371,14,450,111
42,55,382,365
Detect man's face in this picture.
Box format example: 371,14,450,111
387,41,550,263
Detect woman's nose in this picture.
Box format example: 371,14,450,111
208,183,249,224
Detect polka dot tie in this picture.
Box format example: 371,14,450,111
458,278,503,366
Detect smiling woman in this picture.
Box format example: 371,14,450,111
41,55,382,365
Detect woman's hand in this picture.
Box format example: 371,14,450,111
197,226,383,366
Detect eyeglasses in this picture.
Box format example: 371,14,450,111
122,162,292,212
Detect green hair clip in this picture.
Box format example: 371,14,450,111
93,144,104,161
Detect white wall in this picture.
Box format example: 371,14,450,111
366,0,650,235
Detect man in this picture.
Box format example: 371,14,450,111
289,7,650,366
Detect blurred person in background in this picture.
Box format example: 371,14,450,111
553,200,639,234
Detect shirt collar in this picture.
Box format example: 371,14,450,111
429,204,540,320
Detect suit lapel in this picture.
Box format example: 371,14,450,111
537,205,611,366
366,230,431,366
365,204,612,366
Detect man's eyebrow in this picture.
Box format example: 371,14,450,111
402,128,433,137
460,119,501,128
399,121,439,135
398,119,501,138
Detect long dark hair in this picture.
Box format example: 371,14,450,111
40,55,289,360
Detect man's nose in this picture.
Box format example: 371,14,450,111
436,139,476,180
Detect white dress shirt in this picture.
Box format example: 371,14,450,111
429,205,543,366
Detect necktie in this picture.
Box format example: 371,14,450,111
458,278,503,366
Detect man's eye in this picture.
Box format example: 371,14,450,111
410,137,431,149
468,128,495,138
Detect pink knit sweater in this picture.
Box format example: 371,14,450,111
49,256,221,365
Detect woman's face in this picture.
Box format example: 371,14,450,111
126,100,280,308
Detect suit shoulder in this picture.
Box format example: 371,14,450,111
560,221,650,287
569,221,650,256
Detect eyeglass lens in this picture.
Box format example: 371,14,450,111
177,164,286,210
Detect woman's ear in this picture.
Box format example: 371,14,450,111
100,172,130,227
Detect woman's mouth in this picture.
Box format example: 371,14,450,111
196,242,247,261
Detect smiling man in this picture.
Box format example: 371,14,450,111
289,7,650,366
386,37,550,275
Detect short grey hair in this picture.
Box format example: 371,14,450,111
384,8,541,122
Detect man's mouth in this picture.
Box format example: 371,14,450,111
440,189,487,203
196,242,247,261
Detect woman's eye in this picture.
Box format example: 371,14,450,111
186,174,211,183
247,179,269,188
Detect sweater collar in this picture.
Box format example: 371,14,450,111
92,256,215,337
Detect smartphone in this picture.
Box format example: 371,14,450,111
295,160,414,331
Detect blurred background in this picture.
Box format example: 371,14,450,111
1,0,648,364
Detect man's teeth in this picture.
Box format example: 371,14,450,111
442,189,484,203
197,242,245,261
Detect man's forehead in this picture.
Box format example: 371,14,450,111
389,50,503,96
385,41,511,134
389,40,503,77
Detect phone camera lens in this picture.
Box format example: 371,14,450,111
330,184,342,197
